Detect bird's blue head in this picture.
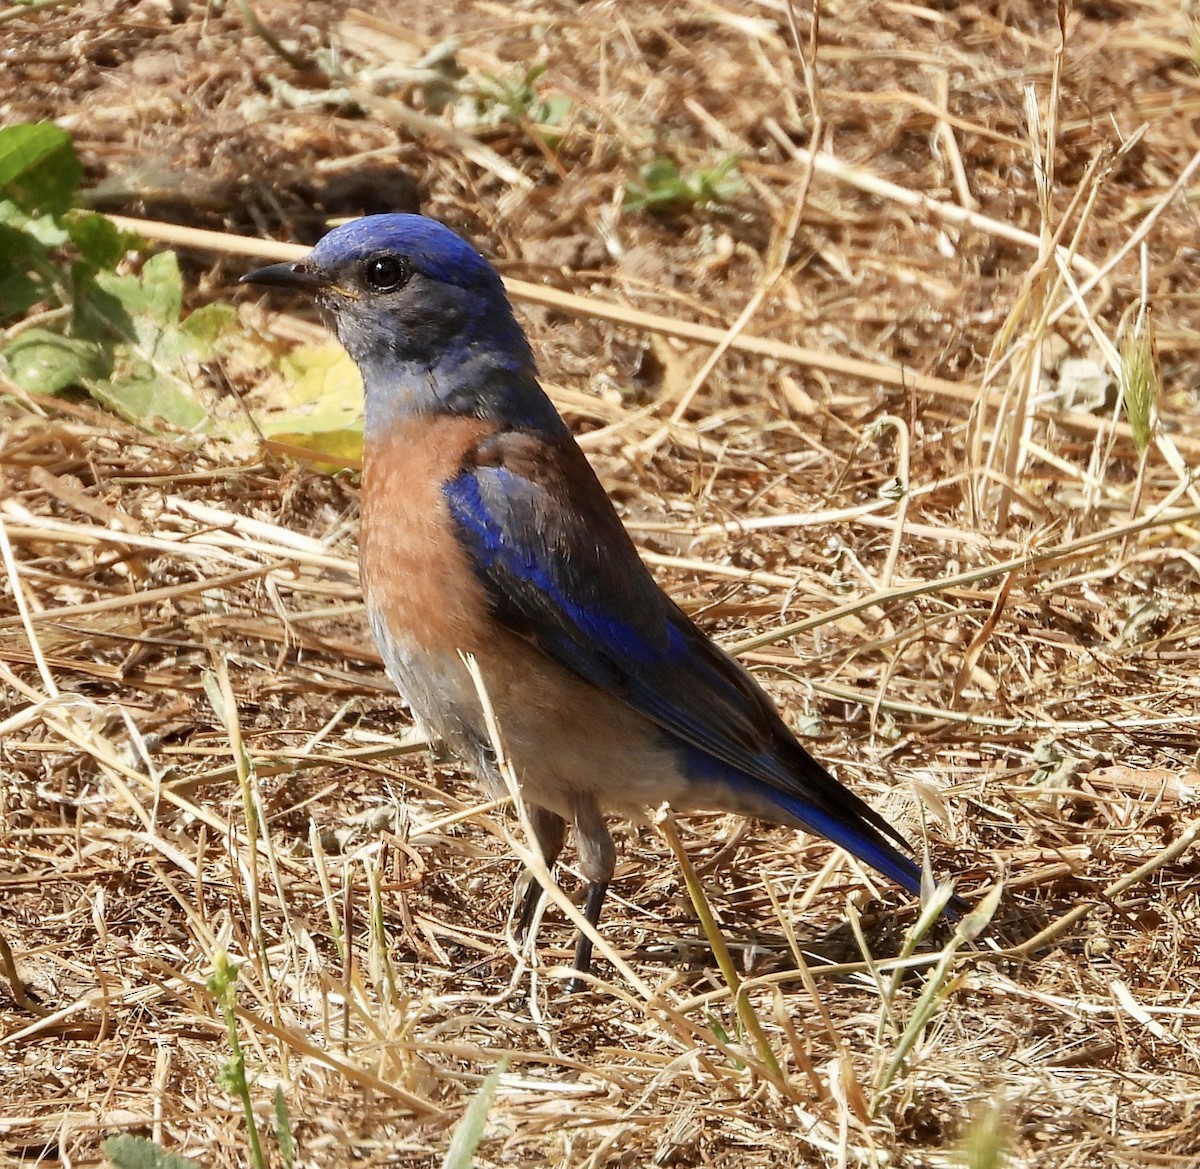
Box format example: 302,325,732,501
305,214,501,297
242,214,560,432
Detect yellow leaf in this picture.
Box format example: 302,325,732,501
251,343,365,469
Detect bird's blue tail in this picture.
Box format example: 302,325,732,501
760,784,969,916
756,783,924,895
678,742,967,915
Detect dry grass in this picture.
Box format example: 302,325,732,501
4,0,1200,1165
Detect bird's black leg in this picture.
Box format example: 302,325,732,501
567,795,616,992
568,879,611,992
516,803,565,940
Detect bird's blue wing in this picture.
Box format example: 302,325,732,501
445,432,779,756
444,429,925,892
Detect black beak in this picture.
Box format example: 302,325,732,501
239,260,330,292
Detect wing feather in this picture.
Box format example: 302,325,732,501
442,429,910,852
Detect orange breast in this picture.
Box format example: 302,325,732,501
359,414,497,654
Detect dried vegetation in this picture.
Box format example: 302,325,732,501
3,0,1200,1166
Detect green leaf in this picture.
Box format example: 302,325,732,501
66,211,128,270
625,157,686,213
624,154,744,215
0,199,70,247
179,301,237,347
74,251,187,363
0,122,82,215
71,252,226,430
267,428,363,469
87,369,209,430
253,342,364,464
93,251,184,346
73,264,137,344
0,123,71,187
539,93,572,127
442,1059,506,1169
277,341,363,400
101,1134,201,1169
0,221,54,321
2,328,110,395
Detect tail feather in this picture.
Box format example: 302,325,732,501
678,743,968,916
762,784,970,917
759,784,923,896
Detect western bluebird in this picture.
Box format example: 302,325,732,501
242,214,960,986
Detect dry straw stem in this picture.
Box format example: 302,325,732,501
109,211,1200,460
657,810,786,1086
455,652,648,994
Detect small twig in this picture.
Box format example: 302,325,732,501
0,0,76,23
0,509,57,699
0,931,50,1017
234,0,311,71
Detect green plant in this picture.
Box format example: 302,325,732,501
207,952,267,1169
206,952,296,1169
870,884,1002,1112
473,64,572,141
102,1134,201,1169
0,121,233,429
624,154,745,215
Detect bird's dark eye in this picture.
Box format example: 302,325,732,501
362,254,410,293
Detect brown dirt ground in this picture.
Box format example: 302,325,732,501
3,1,1200,1166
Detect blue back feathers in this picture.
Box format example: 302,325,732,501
444,465,667,670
